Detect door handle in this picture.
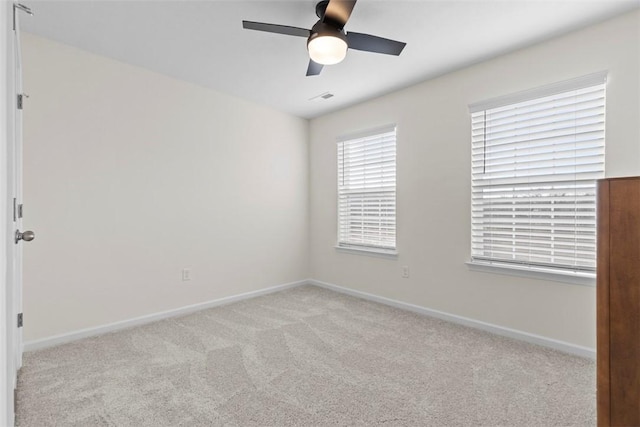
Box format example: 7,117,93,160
15,229,35,244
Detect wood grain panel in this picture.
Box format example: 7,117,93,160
608,178,640,427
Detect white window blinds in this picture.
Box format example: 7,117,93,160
338,125,396,252
470,72,606,274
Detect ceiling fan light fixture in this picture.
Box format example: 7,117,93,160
307,27,348,65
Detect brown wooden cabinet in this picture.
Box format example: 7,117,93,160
597,176,640,427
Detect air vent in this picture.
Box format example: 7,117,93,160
309,91,334,101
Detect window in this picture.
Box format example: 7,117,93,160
337,125,397,254
469,72,606,276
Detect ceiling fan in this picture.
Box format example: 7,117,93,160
242,0,407,76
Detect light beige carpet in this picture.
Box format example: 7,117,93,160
17,285,595,426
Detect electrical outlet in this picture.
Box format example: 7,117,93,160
401,265,410,278
182,268,191,281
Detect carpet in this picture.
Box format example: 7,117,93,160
16,285,595,426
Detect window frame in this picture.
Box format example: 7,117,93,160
336,124,398,257
468,72,607,282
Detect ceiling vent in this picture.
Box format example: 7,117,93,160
309,91,334,101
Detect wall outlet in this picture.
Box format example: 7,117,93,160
401,265,410,278
182,268,191,281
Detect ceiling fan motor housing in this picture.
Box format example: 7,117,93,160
308,21,347,46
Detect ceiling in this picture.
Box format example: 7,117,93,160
20,0,639,119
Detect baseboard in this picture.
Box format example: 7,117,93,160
24,277,596,359
308,279,596,360
23,279,308,352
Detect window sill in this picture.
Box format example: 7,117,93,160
466,260,596,287
335,245,398,259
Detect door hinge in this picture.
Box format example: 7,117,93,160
17,93,28,110
17,313,23,328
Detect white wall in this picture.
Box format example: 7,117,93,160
309,10,640,349
21,34,309,342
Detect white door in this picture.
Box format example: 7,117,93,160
5,3,32,424
11,3,27,372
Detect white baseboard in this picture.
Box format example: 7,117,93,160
24,278,595,360
23,279,308,352
308,279,595,360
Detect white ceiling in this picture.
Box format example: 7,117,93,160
21,0,639,118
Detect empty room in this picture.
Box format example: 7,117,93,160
1,0,639,426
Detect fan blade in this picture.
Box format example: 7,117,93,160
306,60,324,76
322,0,357,29
347,32,406,56
242,21,311,38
